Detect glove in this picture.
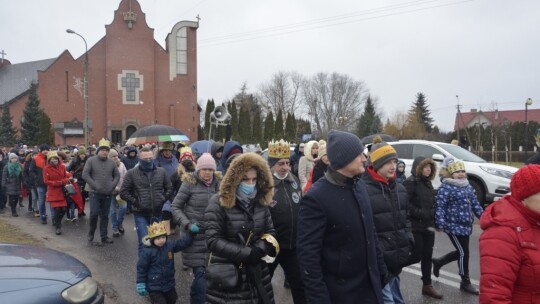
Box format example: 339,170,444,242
136,283,148,296
381,273,391,287
253,239,276,257
247,246,265,264
185,223,199,234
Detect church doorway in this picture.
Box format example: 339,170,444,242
126,125,137,141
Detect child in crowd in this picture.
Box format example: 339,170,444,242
433,159,483,295
136,221,194,304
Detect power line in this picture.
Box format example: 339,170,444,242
198,0,474,47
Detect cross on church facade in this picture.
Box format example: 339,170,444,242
0,50,6,63
118,70,144,104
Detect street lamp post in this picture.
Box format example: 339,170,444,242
525,98,533,161
66,29,89,147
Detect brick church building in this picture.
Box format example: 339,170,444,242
0,0,199,146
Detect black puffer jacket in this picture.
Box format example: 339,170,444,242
120,166,173,217
204,153,276,304
403,157,437,232
171,171,221,267
270,173,302,250
362,166,413,276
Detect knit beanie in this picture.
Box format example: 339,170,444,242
442,156,454,169
108,148,119,158
326,129,364,170
510,164,540,201
370,142,398,171
318,143,327,158
8,153,18,161
447,161,466,175
196,153,216,171
78,147,87,155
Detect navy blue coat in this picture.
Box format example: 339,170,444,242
297,173,387,304
136,235,193,292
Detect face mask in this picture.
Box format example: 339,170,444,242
239,182,256,196
312,154,318,159
273,171,288,180
139,159,154,171
50,159,59,166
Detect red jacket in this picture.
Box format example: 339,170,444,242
43,163,71,208
479,195,540,304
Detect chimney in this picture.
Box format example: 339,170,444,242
470,108,477,113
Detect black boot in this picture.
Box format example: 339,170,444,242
18,197,24,207
460,275,479,295
432,258,442,277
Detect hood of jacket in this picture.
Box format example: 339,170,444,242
220,141,243,170
412,157,436,180
219,153,274,208
480,195,540,231
211,142,224,159
126,146,138,157
304,140,318,162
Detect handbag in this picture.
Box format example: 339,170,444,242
205,254,240,290
64,183,77,196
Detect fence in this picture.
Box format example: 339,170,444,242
476,150,537,163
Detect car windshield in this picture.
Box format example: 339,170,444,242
435,143,486,163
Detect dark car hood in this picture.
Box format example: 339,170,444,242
0,244,90,283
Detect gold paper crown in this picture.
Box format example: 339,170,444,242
47,150,59,161
147,222,167,239
447,161,466,175
98,138,111,148
268,139,290,159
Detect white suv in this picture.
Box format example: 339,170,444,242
388,140,517,206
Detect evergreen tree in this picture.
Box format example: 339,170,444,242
264,111,275,143
408,92,434,133
252,111,263,146
0,103,18,146
274,109,284,140
296,118,312,140
20,83,42,145
356,95,382,137
238,104,251,143
197,125,205,141
229,101,239,140
285,112,295,142
36,110,54,145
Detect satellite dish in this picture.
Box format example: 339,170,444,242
211,106,231,123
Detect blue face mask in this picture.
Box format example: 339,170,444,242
239,182,256,196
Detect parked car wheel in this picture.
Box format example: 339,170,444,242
469,178,486,206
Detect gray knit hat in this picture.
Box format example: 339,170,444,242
370,142,398,171
327,129,364,170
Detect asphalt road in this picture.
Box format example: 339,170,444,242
2,201,482,303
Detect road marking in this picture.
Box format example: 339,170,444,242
404,263,479,288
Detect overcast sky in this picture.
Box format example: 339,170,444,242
2,0,539,132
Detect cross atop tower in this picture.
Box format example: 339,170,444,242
0,50,6,63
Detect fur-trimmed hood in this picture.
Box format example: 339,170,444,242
304,140,318,162
412,157,436,181
181,170,223,185
219,153,274,208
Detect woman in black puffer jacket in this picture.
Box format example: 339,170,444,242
204,153,277,304
403,157,442,299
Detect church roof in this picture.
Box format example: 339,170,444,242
0,58,56,104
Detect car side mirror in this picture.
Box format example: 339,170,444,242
432,154,444,161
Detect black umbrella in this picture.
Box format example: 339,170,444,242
361,134,398,145
125,124,189,145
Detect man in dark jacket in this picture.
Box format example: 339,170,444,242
210,141,223,167
289,142,304,178
120,147,173,252
82,139,120,245
29,144,50,224
267,139,306,304
297,130,387,304
121,146,139,213
363,141,413,304
216,141,242,173
525,128,540,165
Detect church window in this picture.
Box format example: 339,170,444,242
176,27,187,75
118,70,144,104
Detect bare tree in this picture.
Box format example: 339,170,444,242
384,111,409,138
258,71,303,116
301,72,367,137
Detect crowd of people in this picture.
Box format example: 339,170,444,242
2,129,540,304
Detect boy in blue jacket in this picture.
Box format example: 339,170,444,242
136,221,196,303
